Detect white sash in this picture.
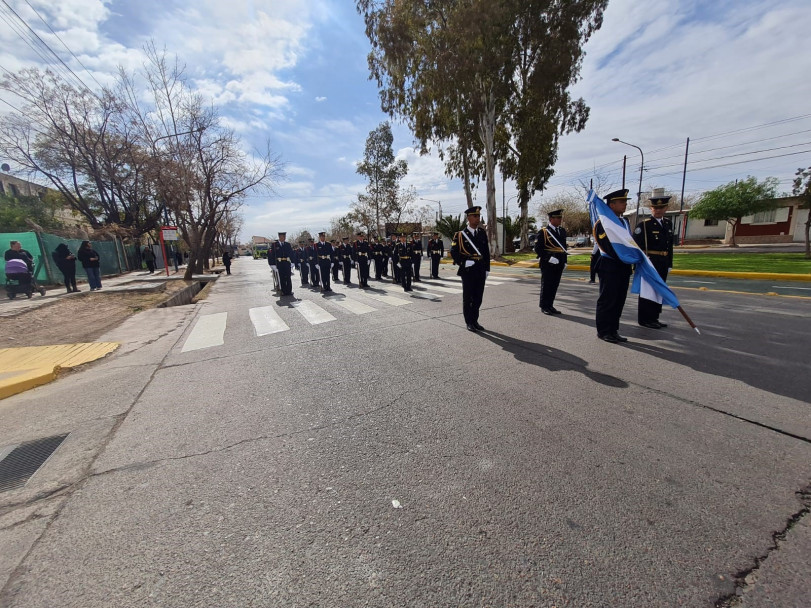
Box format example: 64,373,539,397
461,229,482,256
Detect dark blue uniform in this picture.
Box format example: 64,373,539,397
392,240,413,291
270,240,294,296
450,226,490,329
427,237,444,279
534,225,568,314
354,238,371,287
594,217,632,340
633,216,674,326
410,237,423,281
316,240,334,292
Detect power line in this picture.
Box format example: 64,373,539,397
644,149,811,180
0,0,96,95
21,0,105,91
648,141,811,171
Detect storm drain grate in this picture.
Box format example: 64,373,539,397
0,433,69,493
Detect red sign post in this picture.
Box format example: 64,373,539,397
160,227,178,276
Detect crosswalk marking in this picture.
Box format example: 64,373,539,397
374,282,443,299
358,290,412,306
411,282,462,294
249,306,290,335
292,300,336,324
182,312,228,352
329,297,377,314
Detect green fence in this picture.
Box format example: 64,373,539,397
1,231,132,285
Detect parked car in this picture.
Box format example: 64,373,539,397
575,236,589,247
512,233,538,250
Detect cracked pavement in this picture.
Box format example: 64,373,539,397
1,259,809,607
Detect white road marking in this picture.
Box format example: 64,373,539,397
249,306,290,336
360,291,412,306
375,283,444,299
329,297,377,314
182,312,228,352
772,285,811,290
680,280,716,284
292,300,336,324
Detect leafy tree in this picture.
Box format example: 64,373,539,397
357,0,607,256
0,192,62,232
792,166,811,258
434,213,465,240
353,122,408,236
689,176,779,247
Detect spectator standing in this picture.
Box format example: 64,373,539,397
77,240,103,290
142,246,156,273
222,250,232,275
52,243,79,292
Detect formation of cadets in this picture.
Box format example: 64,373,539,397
267,229,448,295
264,194,674,344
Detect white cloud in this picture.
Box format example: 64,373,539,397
315,96,327,102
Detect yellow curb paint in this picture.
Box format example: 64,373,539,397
668,269,811,282
0,343,119,400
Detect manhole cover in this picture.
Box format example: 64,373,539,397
0,434,69,493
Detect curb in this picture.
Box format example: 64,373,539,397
0,343,120,400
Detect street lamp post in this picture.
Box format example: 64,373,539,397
612,138,644,228
419,197,443,223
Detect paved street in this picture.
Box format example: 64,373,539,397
1,257,809,607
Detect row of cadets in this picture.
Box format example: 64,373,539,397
353,231,371,288
268,232,295,296
450,206,490,332
427,231,444,279
392,232,414,292
315,232,334,292
534,209,568,315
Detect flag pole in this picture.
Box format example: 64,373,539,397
677,305,700,334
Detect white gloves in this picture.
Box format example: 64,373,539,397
549,257,559,265
465,260,475,267
485,271,489,278
395,263,400,268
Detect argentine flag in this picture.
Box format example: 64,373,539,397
587,190,680,309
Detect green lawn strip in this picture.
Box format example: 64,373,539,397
502,252,811,274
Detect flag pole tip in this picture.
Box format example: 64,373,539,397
694,327,701,335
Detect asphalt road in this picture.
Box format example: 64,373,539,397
1,257,809,607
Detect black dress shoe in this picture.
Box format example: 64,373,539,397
638,321,662,329
473,322,484,331
598,334,619,343
541,308,554,316
658,322,668,328
466,324,478,332
551,307,562,315
612,333,628,342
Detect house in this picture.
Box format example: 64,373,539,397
728,196,808,244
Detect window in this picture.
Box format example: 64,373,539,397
753,209,777,224
703,219,718,226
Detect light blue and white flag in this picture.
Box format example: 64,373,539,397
587,190,680,309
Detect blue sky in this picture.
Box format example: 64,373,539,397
1,0,809,240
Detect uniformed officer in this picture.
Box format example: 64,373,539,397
633,193,674,329
382,237,391,278
292,242,302,272
307,238,320,288
593,189,633,343
392,232,413,292
316,232,334,292
534,209,568,315
389,236,400,283
269,232,294,296
372,236,384,280
331,240,341,282
427,232,444,278
410,233,423,281
354,231,371,288
450,206,490,332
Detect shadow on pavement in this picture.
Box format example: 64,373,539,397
476,329,628,389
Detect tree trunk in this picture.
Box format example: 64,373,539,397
479,88,498,257
804,214,810,259
729,219,739,247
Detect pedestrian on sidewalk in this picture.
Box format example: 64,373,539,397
222,250,232,275
77,240,103,290
5,240,46,295
52,243,79,292
142,246,156,273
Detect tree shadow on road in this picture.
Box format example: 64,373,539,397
476,329,627,388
